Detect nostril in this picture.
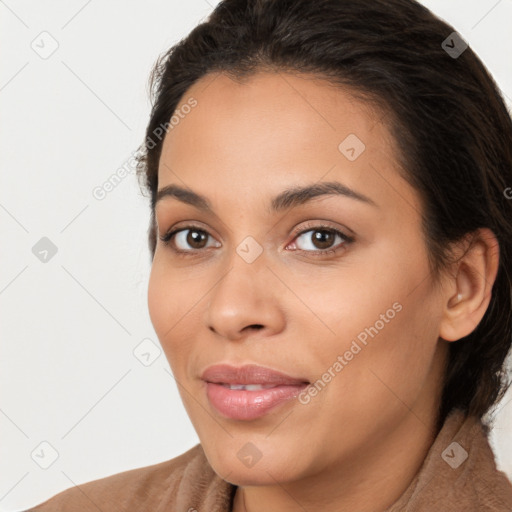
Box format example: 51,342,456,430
246,324,264,331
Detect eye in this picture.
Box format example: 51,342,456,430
159,222,354,257
287,224,354,256
159,225,221,253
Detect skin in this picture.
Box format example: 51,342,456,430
147,71,499,512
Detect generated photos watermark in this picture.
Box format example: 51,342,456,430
92,97,198,201
298,301,403,404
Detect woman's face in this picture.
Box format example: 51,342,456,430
148,71,449,486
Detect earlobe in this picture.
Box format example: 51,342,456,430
439,228,500,342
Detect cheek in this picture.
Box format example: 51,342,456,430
322,283,440,417
147,263,171,340
283,254,407,348
147,261,198,365
294,244,439,401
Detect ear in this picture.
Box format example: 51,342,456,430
439,228,500,342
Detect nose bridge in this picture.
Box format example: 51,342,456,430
210,234,267,313
205,233,284,339
218,213,270,284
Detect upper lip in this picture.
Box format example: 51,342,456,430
201,364,309,386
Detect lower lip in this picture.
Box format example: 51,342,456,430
205,382,308,420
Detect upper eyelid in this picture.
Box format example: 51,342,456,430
293,222,350,236
162,222,349,238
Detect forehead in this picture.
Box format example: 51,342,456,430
163,70,389,153
156,70,416,221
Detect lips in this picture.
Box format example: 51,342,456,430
201,364,310,420
201,363,309,387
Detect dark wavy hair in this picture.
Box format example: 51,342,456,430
135,0,512,424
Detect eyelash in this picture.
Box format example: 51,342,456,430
159,222,355,258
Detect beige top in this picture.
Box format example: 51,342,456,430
27,408,512,511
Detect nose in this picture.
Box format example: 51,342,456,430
204,249,286,342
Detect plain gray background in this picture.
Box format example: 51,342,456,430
1,1,511,510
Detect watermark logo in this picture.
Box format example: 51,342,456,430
31,441,59,469
31,31,59,60
236,236,263,264
133,338,161,367
441,32,468,59
237,442,263,468
32,237,58,263
338,134,366,161
441,441,468,469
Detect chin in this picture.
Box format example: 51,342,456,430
203,439,305,487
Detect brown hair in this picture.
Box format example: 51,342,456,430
135,0,512,423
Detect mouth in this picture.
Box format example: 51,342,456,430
216,383,282,390
201,363,310,386
201,363,310,421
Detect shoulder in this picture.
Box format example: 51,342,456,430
26,443,236,512
443,410,512,511
390,409,512,512
463,416,512,511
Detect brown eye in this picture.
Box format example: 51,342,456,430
159,226,221,252
290,226,353,256
311,230,336,249
185,229,208,249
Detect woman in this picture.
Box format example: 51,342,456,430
28,0,512,510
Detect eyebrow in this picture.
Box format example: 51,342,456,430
155,181,378,213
